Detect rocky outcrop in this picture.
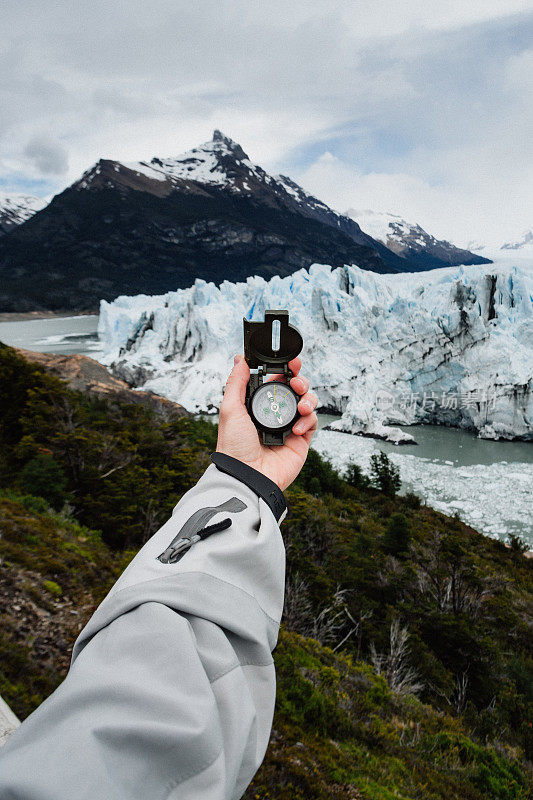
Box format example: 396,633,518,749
16,349,189,418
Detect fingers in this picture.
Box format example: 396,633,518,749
221,355,250,412
288,356,301,376
265,365,308,396
303,417,318,445
293,389,318,437
290,374,309,395
292,410,318,437
298,391,318,415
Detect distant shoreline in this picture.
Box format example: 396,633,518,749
0,310,98,322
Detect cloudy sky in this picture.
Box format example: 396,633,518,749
1,0,532,247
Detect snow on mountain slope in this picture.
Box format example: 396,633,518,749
501,230,533,252
0,131,408,313
0,194,47,235
76,132,388,256
345,209,411,246
79,131,237,190
97,257,533,442
346,208,490,268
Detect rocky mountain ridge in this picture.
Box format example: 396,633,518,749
0,131,493,313
346,208,490,270
0,132,403,312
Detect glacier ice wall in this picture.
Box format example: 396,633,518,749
97,260,533,441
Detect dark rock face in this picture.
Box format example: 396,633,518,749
385,230,492,270
0,132,407,312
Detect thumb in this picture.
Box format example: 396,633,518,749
222,355,250,408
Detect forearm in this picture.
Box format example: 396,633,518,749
0,461,286,800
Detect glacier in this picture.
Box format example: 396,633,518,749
97,256,533,442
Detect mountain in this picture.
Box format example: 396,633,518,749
501,230,533,251
346,209,491,269
98,260,532,447
0,131,407,313
0,194,47,235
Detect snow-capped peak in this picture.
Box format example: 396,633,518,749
211,129,242,151
73,132,366,228
346,208,441,249
346,208,490,268
501,230,533,251
0,193,48,235
142,129,252,186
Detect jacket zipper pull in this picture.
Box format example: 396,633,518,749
168,517,232,563
195,517,232,540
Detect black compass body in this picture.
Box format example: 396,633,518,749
244,310,304,446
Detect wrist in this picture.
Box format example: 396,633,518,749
210,452,288,524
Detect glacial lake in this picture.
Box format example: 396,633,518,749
0,313,531,545
0,314,100,356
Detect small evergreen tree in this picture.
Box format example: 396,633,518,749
295,448,343,497
369,451,401,497
384,513,411,555
345,462,370,489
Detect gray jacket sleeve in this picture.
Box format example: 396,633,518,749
0,463,286,800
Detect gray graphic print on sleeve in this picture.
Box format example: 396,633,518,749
157,497,247,563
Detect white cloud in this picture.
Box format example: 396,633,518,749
23,135,69,175
296,150,532,248
0,1,531,245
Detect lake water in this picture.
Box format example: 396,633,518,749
1,314,531,545
312,423,532,544
0,315,100,356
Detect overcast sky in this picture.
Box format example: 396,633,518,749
1,0,532,246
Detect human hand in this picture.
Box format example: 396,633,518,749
216,355,318,491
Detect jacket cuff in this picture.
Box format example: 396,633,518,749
210,452,288,524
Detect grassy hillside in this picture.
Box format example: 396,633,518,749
247,630,529,800
0,492,131,718
0,342,531,797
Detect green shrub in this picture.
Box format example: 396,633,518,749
0,489,49,514
17,454,68,510
403,491,421,509
507,533,528,554
383,513,411,555
42,580,62,597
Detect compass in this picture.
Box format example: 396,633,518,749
244,309,303,446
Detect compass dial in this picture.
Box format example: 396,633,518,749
250,381,299,430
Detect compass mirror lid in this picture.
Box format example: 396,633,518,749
244,309,303,372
